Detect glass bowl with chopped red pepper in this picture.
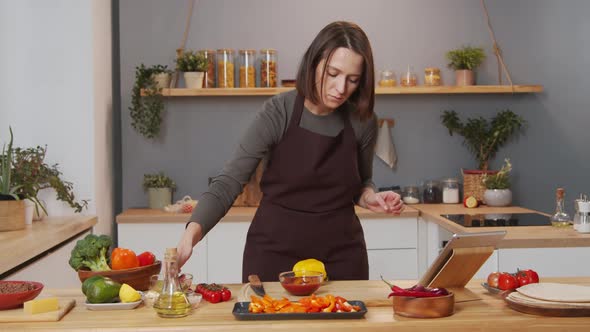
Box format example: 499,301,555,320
279,271,323,296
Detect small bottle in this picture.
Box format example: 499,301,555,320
153,248,191,318
441,178,460,203
550,188,572,227
239,49,256,88
198,49,216,88
259,49,278,87
216,49,235,88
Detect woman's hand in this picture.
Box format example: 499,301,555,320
176,222,203,269
362,190,404,214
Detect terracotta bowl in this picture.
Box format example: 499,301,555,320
392,292,455,318
77,261,161,291
0,281,44,310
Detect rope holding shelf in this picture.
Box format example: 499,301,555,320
481,0,514,92
172,0,196,88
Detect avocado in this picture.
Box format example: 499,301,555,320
85,276,122,303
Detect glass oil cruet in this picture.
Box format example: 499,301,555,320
154,248,191,318
550,188,572,227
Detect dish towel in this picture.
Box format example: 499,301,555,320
375,120,397,168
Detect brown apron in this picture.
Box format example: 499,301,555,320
242,94,368,282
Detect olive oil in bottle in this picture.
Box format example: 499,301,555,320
154,248,191,318
550,188,572,227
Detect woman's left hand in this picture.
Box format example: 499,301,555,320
363,190,404,214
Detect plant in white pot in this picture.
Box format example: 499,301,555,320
482,159,513,206
143,172,176,210
176,50,207,89
151,64,173,90
446,46,486,86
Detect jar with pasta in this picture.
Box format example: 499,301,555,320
259,49,278,87
239,49,256,88
216,49,235,88
199,49,216,88
424,67,441,86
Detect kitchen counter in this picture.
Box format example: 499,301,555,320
0,216,97,276
116,205,420,223
3,277,589,331
415,204,590,248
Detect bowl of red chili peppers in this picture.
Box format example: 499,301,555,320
382,277,454,318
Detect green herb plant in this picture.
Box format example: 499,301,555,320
483,159,512,190
143,172,177,190
441,110,526,171
129,64,166,139
11,145,89,214
446,46,486,71
175,50,207,72
152,64,173,75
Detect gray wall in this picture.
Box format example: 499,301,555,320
118,0,590,216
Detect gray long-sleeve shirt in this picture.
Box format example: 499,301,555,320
190,90,378,236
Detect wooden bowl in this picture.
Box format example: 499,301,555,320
392,292,455,318
0,281,44,310
77,261,161,291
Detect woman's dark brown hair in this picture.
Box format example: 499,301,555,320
296,21,375,120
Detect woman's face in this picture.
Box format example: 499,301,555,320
315,47,363,111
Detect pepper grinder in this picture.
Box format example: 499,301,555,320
576,199,590,233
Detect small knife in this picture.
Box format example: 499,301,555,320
248,274,266,296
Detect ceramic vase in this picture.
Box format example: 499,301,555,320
153,73,171,89
455,69,475,86
483,189,512,207
184,72,204,89
148,188,172,210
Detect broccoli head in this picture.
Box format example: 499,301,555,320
68,233,112,271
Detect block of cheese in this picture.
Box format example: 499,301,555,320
23,298,59,314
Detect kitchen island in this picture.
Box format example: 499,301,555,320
2,278,589,331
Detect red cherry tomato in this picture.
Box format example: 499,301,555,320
221,288,231,301
498,272,518,290
209,291,221,303
522,269,539,283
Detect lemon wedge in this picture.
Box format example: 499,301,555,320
119,283,141,303
292,258,328,280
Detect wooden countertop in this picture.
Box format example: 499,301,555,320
415,204,590,248
116,206,420,224
0,215,97,275
2,278,589,331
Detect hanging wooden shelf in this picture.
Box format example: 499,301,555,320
141,85,542,97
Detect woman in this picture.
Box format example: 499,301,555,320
177,21,403,282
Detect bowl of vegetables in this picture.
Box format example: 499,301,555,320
70,234,161,291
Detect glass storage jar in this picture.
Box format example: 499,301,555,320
400,65,417,87
441,178,460,203
379,70,396,87
423,180,442,203
216,49,235,88
424,67,441,86
239,49,256,88
199,49,216,88
259,49,278,87
402,186,420,204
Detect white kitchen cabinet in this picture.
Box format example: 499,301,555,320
498,247,590,277
8,230,91,288
367,249,417,280
206,221,250,283
118,223,208,283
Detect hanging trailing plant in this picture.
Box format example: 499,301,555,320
129,64,166,139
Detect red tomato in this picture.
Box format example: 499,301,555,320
522,269,539,283
221,288,231,301
137,251,155,266
487,272,500,288
498,273,518,290
209,291,221,303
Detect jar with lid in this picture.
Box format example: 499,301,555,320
400,65,417,87
423,180,442,203
402,186,420,204
424,67,441,86
441,178,460,203
216,49,235,88
239,49,256,88
259,49,278,87
198,49,216,88
379,70,396,87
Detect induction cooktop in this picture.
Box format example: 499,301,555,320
441,212,552,227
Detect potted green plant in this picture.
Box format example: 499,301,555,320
129,64,166,139
482,159,512,206
11,145,89,221
0,127,25,231
151,64,173,90
446,46,486,86
441,109,525,201
176,50,207,89
143,172,177,209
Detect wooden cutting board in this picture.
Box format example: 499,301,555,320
0,299,75,322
